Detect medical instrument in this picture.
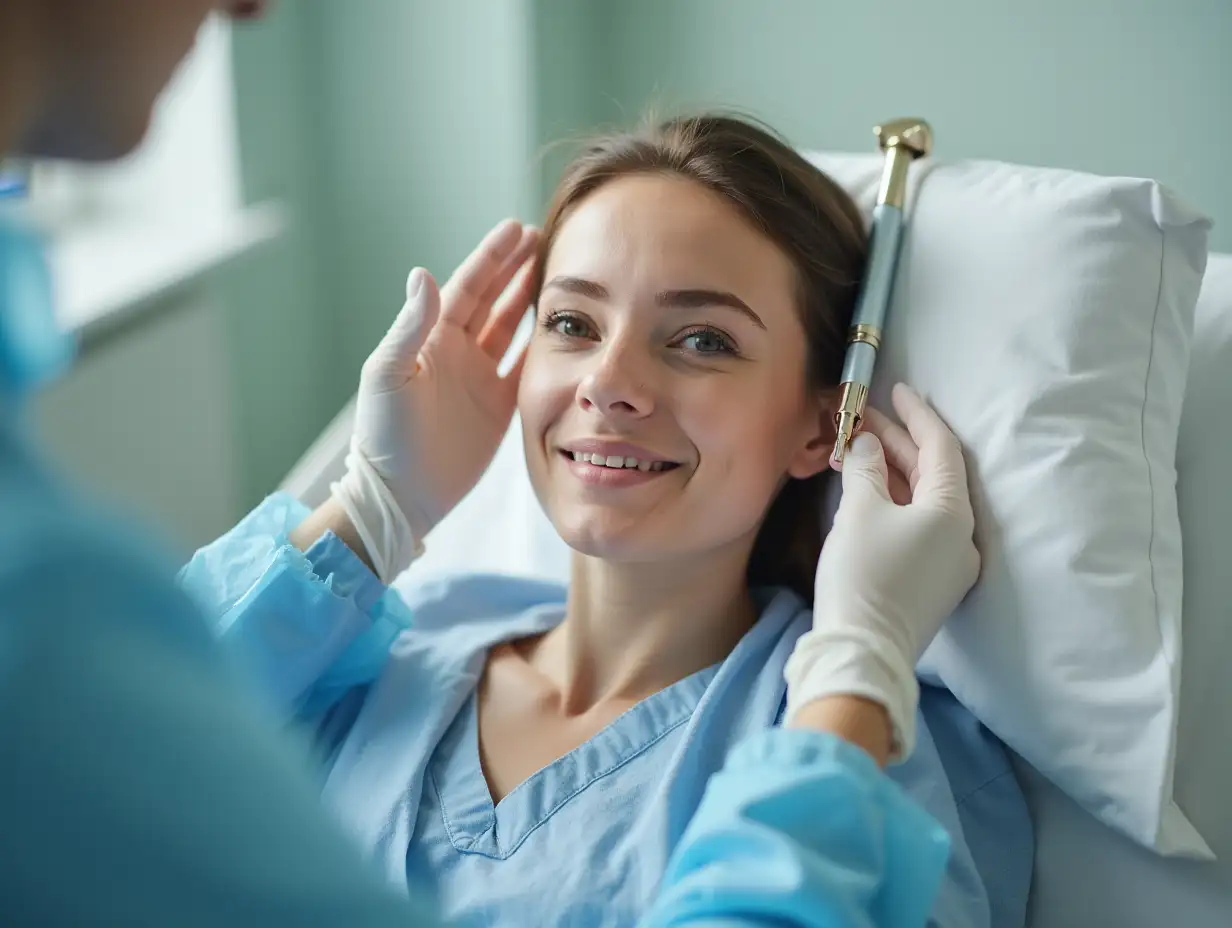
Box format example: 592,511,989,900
832,118,932,464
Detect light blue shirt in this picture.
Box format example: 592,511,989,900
182,493,1034,927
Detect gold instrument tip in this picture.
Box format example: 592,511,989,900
833,411,858,465
875,118,933,158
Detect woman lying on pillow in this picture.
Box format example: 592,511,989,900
182,115,1031,927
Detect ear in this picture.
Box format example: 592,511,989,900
786,391,839,480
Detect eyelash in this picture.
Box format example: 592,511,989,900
539,310,740,357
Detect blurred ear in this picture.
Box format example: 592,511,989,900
786,390,838,480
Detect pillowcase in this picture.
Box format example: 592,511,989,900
397,152,1213,857
806,152,1211,857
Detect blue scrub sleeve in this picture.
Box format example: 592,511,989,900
644,728,952,928
177,492,413,719
0,506,435,926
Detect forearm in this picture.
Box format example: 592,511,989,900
787,694,893,768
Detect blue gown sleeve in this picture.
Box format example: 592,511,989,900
177,492,413,719
643,728,953,928
0,500,437,926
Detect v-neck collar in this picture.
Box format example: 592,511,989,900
428,661,718,860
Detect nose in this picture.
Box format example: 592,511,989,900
576,339,656,419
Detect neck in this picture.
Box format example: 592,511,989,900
536,540,759,713
0,3,47,158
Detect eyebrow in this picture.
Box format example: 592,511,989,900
542,276,766,329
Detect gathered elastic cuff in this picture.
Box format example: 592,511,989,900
301,530,387,618
178,493,411,717
654,726,952,928
727,726,884,778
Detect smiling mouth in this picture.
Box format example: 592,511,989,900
562,451,680,473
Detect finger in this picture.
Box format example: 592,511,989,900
864,406,921,494
836,432,892,502
478,256,538,362
886,465,913,506
890,383,970,508
440,219,524,329
469,226,539,336
364,268,441,390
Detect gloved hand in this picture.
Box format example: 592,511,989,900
330,219,538,582
784,383,980,763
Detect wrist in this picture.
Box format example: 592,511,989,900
328,443,424,583
786,694,893,768
289,496,376,573
783,626,920,763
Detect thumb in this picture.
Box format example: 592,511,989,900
839,432,892,501
367,268,441,386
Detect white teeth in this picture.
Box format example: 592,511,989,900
569,451,672,471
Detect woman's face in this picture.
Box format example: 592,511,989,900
518,173,832,566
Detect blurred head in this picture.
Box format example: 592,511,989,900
519,115,868,602
12,0,266,161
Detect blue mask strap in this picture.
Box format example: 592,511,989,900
0,219,75,399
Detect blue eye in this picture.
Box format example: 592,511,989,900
678,328,736,355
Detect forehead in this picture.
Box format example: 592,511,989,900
544,174,797,302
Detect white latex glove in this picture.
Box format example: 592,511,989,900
330,220,538,582
784,383,981,762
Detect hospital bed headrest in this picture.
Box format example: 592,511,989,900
1019,252,1232,927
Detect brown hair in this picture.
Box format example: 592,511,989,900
534,114,868,603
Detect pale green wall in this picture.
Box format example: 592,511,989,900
305,0,537,376
219,0,544,507
594,0,1231,250
529,0,609,211
217,1,339,506
218,0,1228,506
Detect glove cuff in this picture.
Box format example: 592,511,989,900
330,439,424,584
783,626,920,764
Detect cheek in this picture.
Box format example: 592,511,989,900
516,350,573,440
686,376,790,451
685,379,810,489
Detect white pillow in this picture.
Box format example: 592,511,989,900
398,154,1213,857
805,152,1211,857
1019,253,1232,927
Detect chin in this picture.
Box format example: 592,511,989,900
553,511,660,563
77,110,156,162
21,100,154,162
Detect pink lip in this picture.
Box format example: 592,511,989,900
563,455,676,488
560,439,677,464
557,438,681,489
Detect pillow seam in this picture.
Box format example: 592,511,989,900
1140,220,1166,654
1139,205,1177,848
